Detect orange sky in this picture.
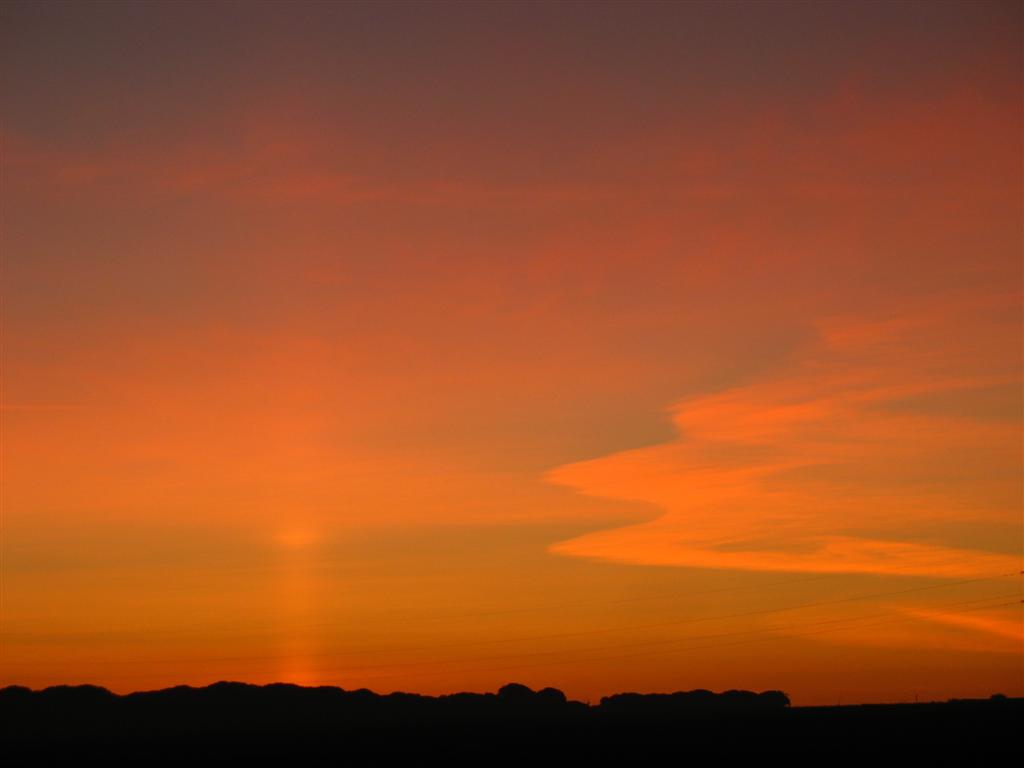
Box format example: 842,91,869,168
2,1,1021,705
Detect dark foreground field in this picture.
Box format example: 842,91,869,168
2,682,1019,761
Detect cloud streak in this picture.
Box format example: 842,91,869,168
547,296,1022,578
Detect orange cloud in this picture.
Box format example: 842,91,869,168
907,607,1023,643
547,295,1022,578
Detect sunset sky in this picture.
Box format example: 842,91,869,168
2,1,1021,705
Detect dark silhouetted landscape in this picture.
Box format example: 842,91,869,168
2,681,1019,760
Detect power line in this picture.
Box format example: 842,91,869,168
316,597,1023,685
22,576,1019,676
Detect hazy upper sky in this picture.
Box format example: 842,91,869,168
2,1,1021,704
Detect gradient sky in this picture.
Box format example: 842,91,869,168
2,1,1021,705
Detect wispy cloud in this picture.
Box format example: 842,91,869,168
906,606,1023,643
547,296,1022,578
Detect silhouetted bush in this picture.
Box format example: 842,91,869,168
1,682,1018,759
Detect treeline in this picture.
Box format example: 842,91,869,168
0,681,790,734
1,681,1019,759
